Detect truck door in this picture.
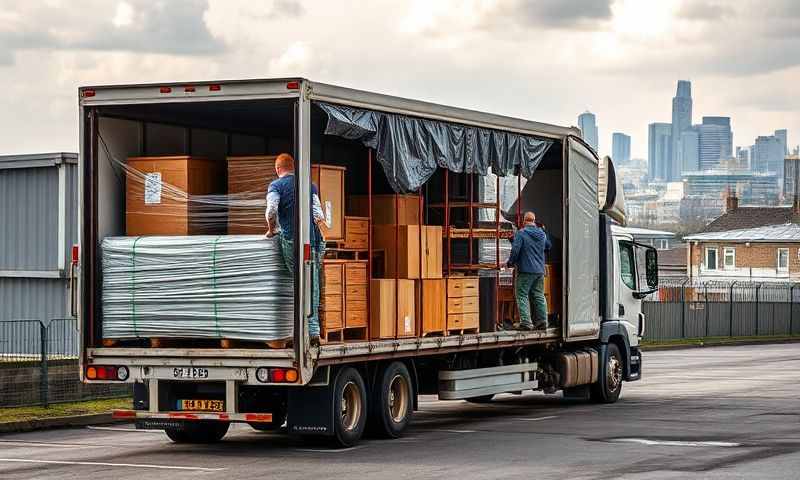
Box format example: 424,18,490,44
614,238,658,344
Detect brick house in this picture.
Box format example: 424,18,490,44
684,196,800,282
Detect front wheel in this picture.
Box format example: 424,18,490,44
591,343,623,403
165,421,229,443
332,367,368,447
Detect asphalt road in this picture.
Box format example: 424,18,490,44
1,343,799,480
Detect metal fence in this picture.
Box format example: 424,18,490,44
0,318,130,407
643,279,800,341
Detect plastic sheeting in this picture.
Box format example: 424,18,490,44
318,103,553,193
101,235,294,341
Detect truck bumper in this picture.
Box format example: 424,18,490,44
113,410,273,430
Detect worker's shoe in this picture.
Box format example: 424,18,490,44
533,322,547,331
514,323,533,331
310,335,321,347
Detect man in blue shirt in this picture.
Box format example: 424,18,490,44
507,211,551,330
265,153,326,346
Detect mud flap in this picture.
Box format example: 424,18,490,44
287,385,335,436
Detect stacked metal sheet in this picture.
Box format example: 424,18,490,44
101,235,294,341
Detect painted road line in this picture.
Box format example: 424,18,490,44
612,438,741,448
0,440,98,449
514,415,559,421
0,458,225,471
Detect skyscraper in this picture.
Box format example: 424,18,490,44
678,129,700,172
670,80,693,180
697,116,733,170
736,146,750,168
753,135,785,175
648,122,672,181
578,111,599,152
775,129,788,155
611,132,631,164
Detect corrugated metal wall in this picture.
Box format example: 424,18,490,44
0,153,78,322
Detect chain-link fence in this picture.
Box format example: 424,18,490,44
643,279,800,341
0,318,130,408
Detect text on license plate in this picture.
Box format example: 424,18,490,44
178,399,224,412
173,367,209,379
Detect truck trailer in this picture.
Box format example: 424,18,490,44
77,78,658,447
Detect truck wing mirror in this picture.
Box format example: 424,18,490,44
633,243,659,297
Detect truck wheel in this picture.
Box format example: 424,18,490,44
165,421,229,443
465,394,495,404
369,362,413,438
332,367,367,447
591,343,623,404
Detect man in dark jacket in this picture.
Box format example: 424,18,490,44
507,211,552,330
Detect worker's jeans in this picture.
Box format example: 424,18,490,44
279,234,321,337
515,272,548,328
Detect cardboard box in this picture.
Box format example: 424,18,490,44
372,225,442,279
370,279,415,339
347,194,421,225
312,165,346,241
125,156,219,236
415,279,446,336
226,156,277,234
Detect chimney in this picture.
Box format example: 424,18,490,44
725,187,739,213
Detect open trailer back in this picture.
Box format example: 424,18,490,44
77,78,658,446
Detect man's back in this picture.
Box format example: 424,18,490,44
508,225,551,274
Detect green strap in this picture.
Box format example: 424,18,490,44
131,236,141,338
211,236,223,338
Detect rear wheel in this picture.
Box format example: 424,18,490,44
165,421,229,443
591,343,623,403
368,362,413,438
332,367,367,447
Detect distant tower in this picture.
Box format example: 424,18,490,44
611,132,631,164
578,111,599,152
670,80,693,181
775,129,788,155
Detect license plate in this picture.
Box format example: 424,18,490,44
178,399,224,412
173,367,209,379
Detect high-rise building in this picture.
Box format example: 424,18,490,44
670,80,693,180
648,122,672,181
697,116,733,170
578,111,598,152
783,154,800,199
611,132,631,165
678,129,700,173
753,135,785,175
736,146,750,168
775,129,788,155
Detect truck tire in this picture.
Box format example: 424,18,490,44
591,343,623,404
464,394,495,404
165,421,229,443
368,362,413,438
332,367,367,447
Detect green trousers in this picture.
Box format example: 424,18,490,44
279,234,321,337
515,272,548,327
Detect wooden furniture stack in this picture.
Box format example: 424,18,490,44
125,156,219,236
370,279,416,339
371,225,443,279
348,194,421,225
321,259,368,342
312,165,346,241
226,155,278,234
415,279,446,336
446,277,479,333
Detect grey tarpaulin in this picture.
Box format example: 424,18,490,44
101,235,294,341
318,102,553,193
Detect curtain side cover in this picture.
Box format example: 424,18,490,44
318,103,554,193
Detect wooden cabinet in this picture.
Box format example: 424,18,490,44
321,260,367,339
126,156,219,236
320,262,344,333
311,165,346,241
343,217,369,250
415,279,446,336
226,156,277,234
544,263,561,315
344,262,368,328
446,276,479,332
370,279,415,339
372,225,442,279
347,194,421,225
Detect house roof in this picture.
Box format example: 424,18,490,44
684,223,800,242
622,226,676,238
702,206,798,233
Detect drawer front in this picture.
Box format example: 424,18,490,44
347,300,368,312
344,232,368,250
447,296,478,314
322,311,343,329
345,284,367,299
345,309,368,328
447,278,479,298
345,263,368,284
323,264,344,293
345,218,369,234
322,294,343,312
448,313,478,330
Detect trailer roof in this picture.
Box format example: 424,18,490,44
80,77,579,140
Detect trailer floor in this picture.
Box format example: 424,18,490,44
1,343,799,479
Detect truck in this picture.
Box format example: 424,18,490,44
76,78,658,447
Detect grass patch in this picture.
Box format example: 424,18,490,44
0,397,131,423
642,334,800,348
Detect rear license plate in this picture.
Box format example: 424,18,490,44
178,399,224,412
173,367,209,379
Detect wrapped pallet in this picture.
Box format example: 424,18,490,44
101,235,294,341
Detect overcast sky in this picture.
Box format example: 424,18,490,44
1,0,798,158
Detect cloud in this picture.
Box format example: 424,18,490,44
677,1,735,20
517,0,613,28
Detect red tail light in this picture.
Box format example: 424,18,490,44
82,89,96,98
209,84,222,91
71,245,79,265
286,81,300,90
270,368,286,383
184,86,196,93
303,243,311,261
159,87,172,94
86,365,127,381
